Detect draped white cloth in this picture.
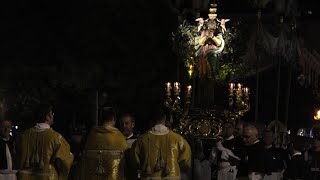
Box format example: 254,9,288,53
0,139,17,180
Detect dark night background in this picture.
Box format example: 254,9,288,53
1,0,320,138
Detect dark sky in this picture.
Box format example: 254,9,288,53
1,0,319,62
1,0,320,133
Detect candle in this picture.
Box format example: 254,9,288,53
236,83,242,97
166,82,171,95
229,83,235,93
244,87,249,95
230,83,234,90
174,82,180,94
188,65,193,77
187,85,192,96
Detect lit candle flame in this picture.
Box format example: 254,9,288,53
174,82,180,94
187,85,192,96
244,87,249,95
166,82,171,95
229,83,235,90
188,65,193,77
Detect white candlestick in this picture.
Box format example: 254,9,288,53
244,87,249,95
230,83,234,90
166,82,171,95
174,82,180,94
187,85,192,96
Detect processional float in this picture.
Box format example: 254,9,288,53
166,1,250,139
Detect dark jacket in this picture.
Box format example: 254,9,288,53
0,137,15,170
284,154,305,180
247,141,273,175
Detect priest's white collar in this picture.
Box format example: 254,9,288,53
149,124,169,135
225,135,234,141
34,123,51,131
2,137,10,141
265,144,272,149
126,133,133,139
102,124,117,130
292,152,302,157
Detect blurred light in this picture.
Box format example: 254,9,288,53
297,128,306,136
307,10,312,15
188,64,193,77
15,126,18,129
314,110,320,121
288,130,291,135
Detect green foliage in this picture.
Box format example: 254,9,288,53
172,17,197,62
172,16,248,82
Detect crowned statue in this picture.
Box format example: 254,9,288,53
194,3,227,76
195,4,229,56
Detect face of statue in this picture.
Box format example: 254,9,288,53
0,120,12,139
207,20,217,31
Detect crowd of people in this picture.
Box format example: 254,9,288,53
0,103,320,180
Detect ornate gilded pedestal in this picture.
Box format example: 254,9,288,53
164,82,250,139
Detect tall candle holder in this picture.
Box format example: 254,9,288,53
164,82,191,117
228,83,250,120
164,82,250,139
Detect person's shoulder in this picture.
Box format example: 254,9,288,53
131,132,149,146
90,125,120,134
19,128,32,135
47,128,62,136
132,131,140,139
169,130,188,141
136,132,149,140
256,141,265,147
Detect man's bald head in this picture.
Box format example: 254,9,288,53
243,125,259,146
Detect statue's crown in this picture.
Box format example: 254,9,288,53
209,4,217,14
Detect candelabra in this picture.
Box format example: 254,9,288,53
163,82,251,139
164,82,192,118
227,83,250,121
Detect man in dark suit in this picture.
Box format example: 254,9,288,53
283,136,306,180
242,124,273,180
0,118,16,179
120,112,139,148
215,121,242,180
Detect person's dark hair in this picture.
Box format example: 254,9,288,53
120,112,135,123
35,104,53,123
152,107,167,123
0,110,14,123
263,129,273,135
291,136,306,152
102,107,116,122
